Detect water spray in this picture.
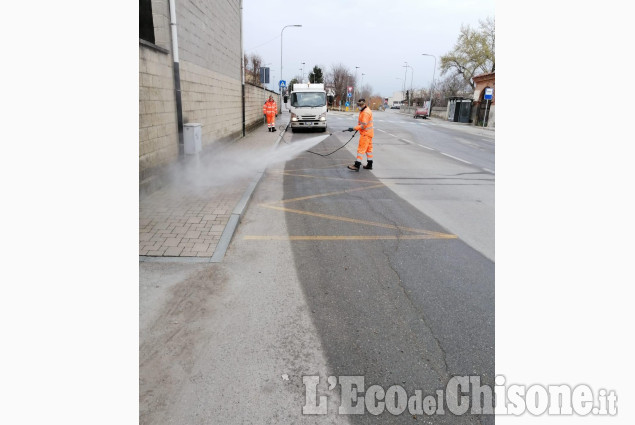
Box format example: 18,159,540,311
277,124,358,158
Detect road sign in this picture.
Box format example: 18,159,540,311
345,102,350,107
259,67,270,84
347,92,352,98
347,86,353,93
279,80,286,88
484,87,493,100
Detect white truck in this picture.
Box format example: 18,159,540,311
287,83,327,133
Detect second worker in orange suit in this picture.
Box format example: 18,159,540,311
263,95,277,132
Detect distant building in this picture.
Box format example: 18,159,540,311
472,72,495,127
386,91,406,107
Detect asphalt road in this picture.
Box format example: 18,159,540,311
334,109,495,262
265,115,495,424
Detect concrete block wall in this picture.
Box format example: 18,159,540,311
180,61,243,145
176,0,243,147
139,0,178,195
139,0,279,196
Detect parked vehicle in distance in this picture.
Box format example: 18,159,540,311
390,104,401,109
413,107,429,118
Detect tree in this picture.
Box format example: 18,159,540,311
288,77,300,91
368,95,384,110
243,53,264,86
440,16,494,90
327,63,355,107
438,74,472,99
308,65,324,84
359,84,373,102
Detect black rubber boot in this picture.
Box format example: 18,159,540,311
363,160,373,170
268,127,272,132
347,161,361,171
272,127,276,132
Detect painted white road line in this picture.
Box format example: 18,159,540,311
398,137,435,151
441,152,472,164
482,168,495,174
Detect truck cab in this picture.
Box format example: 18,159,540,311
288,83,327,133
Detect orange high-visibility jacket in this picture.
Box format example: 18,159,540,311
263,99,277,116
354,106,374,137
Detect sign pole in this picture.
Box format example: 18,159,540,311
483,99,489,127
482,87,493,127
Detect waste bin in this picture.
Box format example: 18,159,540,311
183,123,202,155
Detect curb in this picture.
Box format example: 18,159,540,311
209,123,288,263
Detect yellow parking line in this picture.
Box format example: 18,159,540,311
278,171,381,184
259,204,456,239
268,183,385,205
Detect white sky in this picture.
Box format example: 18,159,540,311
242,0,495,97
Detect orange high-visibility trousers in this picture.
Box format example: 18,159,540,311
266,113,276,128
356,134,373,162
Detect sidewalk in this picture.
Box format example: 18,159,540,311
139,116,287,262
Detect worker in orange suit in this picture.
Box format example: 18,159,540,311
263,95,278,132
346,98,374,171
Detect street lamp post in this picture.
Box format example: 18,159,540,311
404,62,413,109
361,73,365,99
422,53,436,118
354,66,360,107
280,24,302,109
403,62,409,108
301,62,305,82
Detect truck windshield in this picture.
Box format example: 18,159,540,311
291,92,326,107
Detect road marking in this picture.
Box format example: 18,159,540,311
440,152,472,164
418,144,434,150
277,170,379,184
482,168,495,174
387,133,397,137
454,137,482,149
259,204,457,238
273,183,386,204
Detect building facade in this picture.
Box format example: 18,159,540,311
471,72,495,128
